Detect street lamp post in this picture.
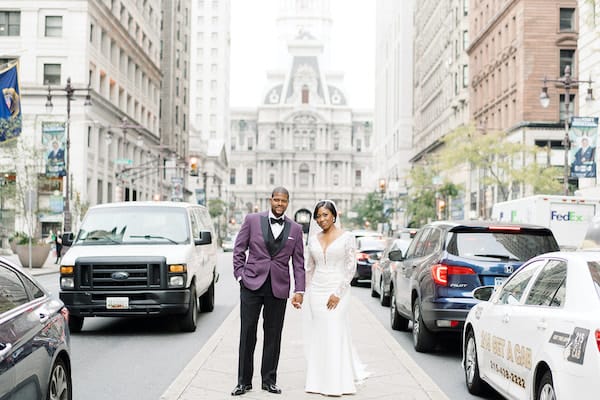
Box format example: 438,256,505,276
539,66,594,195
45,77,91,232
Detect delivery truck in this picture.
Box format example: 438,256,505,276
491,195,600,249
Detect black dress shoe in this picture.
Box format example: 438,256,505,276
231,384,252,396
261,383,282,394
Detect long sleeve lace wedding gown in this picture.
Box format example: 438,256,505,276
304,231,369,396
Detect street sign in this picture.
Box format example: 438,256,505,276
115,158,133,165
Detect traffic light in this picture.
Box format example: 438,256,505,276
437,198,446,218
378,178,387,193
189,157,198,176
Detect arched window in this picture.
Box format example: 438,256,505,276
302,85,309,104
299,163,309,187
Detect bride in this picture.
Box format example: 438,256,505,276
303,200,369,396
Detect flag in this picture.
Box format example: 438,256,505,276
0,61,21,142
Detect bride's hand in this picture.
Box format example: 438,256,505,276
326,294,340,310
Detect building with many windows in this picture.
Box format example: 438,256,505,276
229,0,373,223
0,0,187,237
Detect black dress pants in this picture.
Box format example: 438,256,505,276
237,275,287,386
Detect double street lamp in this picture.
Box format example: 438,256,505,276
539,65,594,195
45,77,92,232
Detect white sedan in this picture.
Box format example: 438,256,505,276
463,251,600,400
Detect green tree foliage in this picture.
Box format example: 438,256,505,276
208,198,226,219
349,192,385,229
438,124,562,201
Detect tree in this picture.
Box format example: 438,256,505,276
349,192,385,230
437,124,562,202
208,198,227,243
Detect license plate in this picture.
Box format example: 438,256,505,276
494,277,506,287
106,297,129,309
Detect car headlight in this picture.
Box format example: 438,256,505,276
61,277,74,289
169,275,185,288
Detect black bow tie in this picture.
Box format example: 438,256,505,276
270,217,284,225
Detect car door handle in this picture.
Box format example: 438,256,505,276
537,320,547,331
502,313,510,323
39,312,50,324
0,343,12,361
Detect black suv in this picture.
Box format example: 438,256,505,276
389,221,559,352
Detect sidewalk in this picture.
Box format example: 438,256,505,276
2,251,60,276
161,296,450,400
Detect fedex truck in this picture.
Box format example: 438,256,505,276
491,195,600,249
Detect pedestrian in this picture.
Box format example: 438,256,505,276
303,200,369,396
55,230,62,264
231,186,305,396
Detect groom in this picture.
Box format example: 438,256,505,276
231,187,305,396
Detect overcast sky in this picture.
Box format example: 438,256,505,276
229,0,375,109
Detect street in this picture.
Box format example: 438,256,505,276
36,252,502,400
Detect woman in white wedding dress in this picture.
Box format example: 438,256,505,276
304,200,369,396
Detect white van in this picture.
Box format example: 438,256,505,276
59,201,218,332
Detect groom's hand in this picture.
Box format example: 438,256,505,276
291,292,303,309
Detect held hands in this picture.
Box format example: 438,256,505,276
327,294,340,310
291,292,303,309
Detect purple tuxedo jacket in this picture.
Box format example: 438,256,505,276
233,211,305,299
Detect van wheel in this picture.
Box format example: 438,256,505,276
180,284,198,332
68,316,84,333
200,275,215,312
412,300,435,353
390,291,409,331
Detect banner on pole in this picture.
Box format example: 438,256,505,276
0,61,21,142
570,116,599,179
42,122,67,177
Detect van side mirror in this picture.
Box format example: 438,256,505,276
61,232,74,247
195,231,212,245
389,249,403,261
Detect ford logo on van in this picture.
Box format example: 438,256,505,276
111,271,129,280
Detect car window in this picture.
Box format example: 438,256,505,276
21,275,44,299
403,229,425,259
448,231,557,261
587,261,600,299
0,266,29,313
411,228,432,258
422,228,441,255
524,259,567,307
496,260,545,305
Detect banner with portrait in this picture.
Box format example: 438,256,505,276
0,61,21,142
570,116,599,179
42,122,66,177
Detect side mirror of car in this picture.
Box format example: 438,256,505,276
61,232,74,247
195,231,213,245
472,286,495,302
389,249,403,261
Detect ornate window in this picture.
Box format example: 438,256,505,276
299,163,309,187
302,85,309,104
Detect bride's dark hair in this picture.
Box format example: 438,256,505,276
313,200,337,221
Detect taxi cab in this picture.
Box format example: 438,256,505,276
463,250,600,399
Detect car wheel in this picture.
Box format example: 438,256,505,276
412,300,435,353
390,291,409,331
350,277,358,286
464,329,487,395
537,371,556,400
370,276,378,297
47,358,72,400
380,280,390,307
68,316,84,333
200,275,215,312
180,284,198,332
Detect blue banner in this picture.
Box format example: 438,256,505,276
42,122,66,177
570,116,599,178
0,61,21,142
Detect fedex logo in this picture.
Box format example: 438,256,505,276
550,210,584,222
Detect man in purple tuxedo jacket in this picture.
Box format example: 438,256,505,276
231,187,305,396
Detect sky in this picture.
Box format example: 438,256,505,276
230,0,375,109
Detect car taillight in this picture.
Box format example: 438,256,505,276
431,263,476,286
356,253,370,261
596,330,600,352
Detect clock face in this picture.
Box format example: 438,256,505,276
269,90,280,104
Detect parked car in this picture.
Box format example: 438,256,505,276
0,256,72,399
222,232,238,252
59,201,218,333
371,237,412,306
351,229,384,240
463,250,600,399
352,236,386,285
389,221,560,352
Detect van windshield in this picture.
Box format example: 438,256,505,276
75,206,190,245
